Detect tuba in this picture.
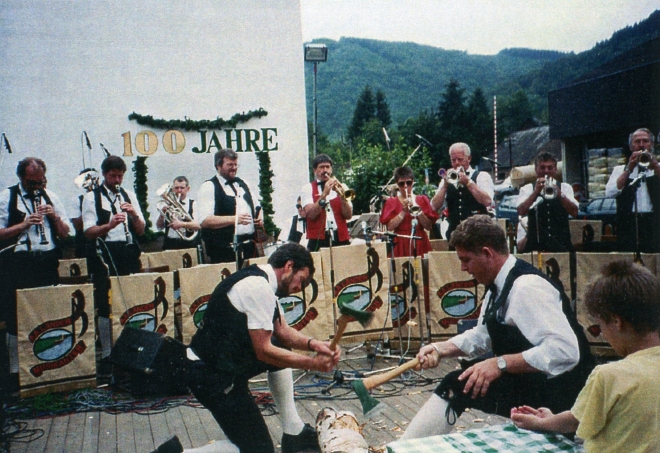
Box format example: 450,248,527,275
156,184,199,241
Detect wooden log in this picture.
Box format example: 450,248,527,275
510,162,563,188
315,407,368,453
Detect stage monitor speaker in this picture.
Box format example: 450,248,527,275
111,327,188,397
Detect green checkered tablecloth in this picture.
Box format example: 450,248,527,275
387,423,584,453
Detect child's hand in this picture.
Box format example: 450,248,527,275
511,406,554,430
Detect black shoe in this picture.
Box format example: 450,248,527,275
281,424,320,453
150,435,183,453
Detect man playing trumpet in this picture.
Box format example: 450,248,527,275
605,128,660,253
301,154,353,251
156,176,200,250
431,142,494,241
517,152,577,253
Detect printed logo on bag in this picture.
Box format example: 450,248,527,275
28,290,89,377
389,261,418,327
280,278,319,330
436,280,480,328
188,268,232,328
335,248,384,318
119,276,169,334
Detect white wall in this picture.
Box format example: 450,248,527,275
0,0,309,233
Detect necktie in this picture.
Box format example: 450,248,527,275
482,283,499,324
226,181,238,196
317,181,325,192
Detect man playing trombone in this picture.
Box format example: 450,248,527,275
431,143,494,241
380,166,438,257
300,154,353,251
517,152,577,253
156,175,200,250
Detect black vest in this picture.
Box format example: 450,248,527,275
484,259,594,394
446,171,488,237
616,173,660,251
201,177,255,253
0,184,57,250
525,194,573,252
189,265,276,377
92,185,140,240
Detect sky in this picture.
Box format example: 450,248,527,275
301,0,659,55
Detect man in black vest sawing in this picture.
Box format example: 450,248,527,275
197,149,262,265
517,152,578,253
431,142,493,240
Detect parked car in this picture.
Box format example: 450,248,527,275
577,197,617,233
495,194,519,227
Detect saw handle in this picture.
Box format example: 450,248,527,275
361,358,420,391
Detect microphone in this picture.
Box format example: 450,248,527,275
100,143,111,157
361,221,371,246
83,131,92,150
415,134,434,147
411,218,418,231
481,156,498,165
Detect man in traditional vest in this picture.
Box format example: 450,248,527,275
0,157,72,395
517,152,578,253
156,175,200,250
82,155,145,362
197,149,262,265
300,154,353,251
402,215,594,439
605,128,660,253
431,143,493,240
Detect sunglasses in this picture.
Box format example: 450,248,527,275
397,180,414,187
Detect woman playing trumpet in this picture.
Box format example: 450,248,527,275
380,166,439,257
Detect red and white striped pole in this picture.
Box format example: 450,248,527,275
493,96,498,182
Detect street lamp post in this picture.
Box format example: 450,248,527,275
304,44,328,157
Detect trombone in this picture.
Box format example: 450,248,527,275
156,184,199,241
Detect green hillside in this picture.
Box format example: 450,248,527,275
305,10,660,140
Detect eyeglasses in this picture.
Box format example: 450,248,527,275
397,180,414,187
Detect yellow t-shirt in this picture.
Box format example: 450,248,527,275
571,346,660,453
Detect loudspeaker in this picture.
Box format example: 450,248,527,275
111,328,188,397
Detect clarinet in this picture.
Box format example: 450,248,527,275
31,190,50,245
114,185,133,244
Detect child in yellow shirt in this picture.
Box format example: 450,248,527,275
511,260,660,453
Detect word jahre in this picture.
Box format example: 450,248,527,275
122,128,279,156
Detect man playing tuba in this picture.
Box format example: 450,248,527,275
156,176,200,250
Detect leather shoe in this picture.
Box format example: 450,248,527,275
281,423,320,453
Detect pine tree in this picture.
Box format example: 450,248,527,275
375,89,392,128
348,85,376,142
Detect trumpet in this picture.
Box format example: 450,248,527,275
541,177,558,200
407,192,422,216
156,184,199,241
638,151,653,169
114,185,133,244
446,169,461,187
324,174,356,201
31,190,49,245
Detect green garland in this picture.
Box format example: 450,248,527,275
256,150,280,240
132,156,156,242
127,109,268,132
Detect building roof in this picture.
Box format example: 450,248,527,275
482,125,562,170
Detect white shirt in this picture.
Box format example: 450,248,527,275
227,264,281,330
605,165,654,213
0,185,72,252
196,174,256,236
516,182,579,210
82,186,145,242
449,255,580,377
437,166,495,204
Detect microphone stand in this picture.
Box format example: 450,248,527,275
323,201,338,342
233,206,241,270
410,218,425,345
384,229,404,360
631,172,645,264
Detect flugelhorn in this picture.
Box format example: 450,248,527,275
156,184,199,241
406,192,421,216
446,169,461,187
324,173,355,201
638,151,652,169
541,177,558,199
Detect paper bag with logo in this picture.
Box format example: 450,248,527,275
575,252,655,345
531,252,571,297
57,258,88,278
389,256,425,339
426,251,483,339
144,248,198,271
17,284,96,398
177,263,236,344
110,272,176,341
320,243,391,342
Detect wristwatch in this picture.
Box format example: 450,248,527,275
497,356,507,373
